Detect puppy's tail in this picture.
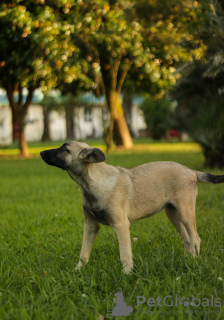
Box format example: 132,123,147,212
194,171,224,184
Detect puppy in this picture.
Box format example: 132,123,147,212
40,141,224,274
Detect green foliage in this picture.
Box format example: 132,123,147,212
0,1,92,92
0,151,224,319
140,97,174,140
170,0,224,168
125,0,205,95
171,64,224,168
199,0,224,78
67,0,155,97
0,2,58,90
0,0,206,96
64,0,205,149
0,0,219,152
40,92,62,112
40,92,84,112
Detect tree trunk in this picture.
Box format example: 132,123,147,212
12,111,20,141
42,107,51,142
113,94,133,149
5,81,34,157
104,90,116,152
103,91,134,151
114,115,133,149
65,104,74,139
6,83,19,141
123,92,133,135
18,111,29,157
100,57,132,152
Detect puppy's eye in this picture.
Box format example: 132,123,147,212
62,146,68,152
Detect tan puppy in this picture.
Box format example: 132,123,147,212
40,141,224,274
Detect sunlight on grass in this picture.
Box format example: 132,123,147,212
0,142,201,156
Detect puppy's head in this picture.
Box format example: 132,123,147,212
40,141,106,174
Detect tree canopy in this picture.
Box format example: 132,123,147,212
170,0,224,167
62,0,203,150
124,0,205,96
0,0,91,155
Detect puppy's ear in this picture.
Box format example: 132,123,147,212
78,148,106,163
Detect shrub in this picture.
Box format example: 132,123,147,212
140,97,174,140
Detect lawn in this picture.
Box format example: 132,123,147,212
0,138,201,156
0,150,224,319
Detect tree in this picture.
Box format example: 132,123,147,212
170,0,224,168
124,0,205,95
0,1,87,156
66,0,156,151
171,62,224,168
58,93,87,140
0,0,206,155
140,96,174,140
64,0,206,151
120,0,205,144
40,92,63,142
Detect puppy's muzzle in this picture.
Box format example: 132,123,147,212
40,149,67,170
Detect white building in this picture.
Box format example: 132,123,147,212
0,91,147,145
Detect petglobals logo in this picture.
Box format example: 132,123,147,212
103,292,222,318
103,292,133,318
137,295,222,308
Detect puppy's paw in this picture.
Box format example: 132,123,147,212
123,263,133,275
75,260,83,270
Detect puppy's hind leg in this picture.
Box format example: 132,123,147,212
165,204,190,252
76,211,100,270
177,203,201,257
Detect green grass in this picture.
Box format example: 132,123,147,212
0,151,224,319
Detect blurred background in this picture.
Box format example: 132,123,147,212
0,0,224,168
1,3,224,318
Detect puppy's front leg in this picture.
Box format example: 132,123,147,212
112,221,133,274
76,211,100,270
